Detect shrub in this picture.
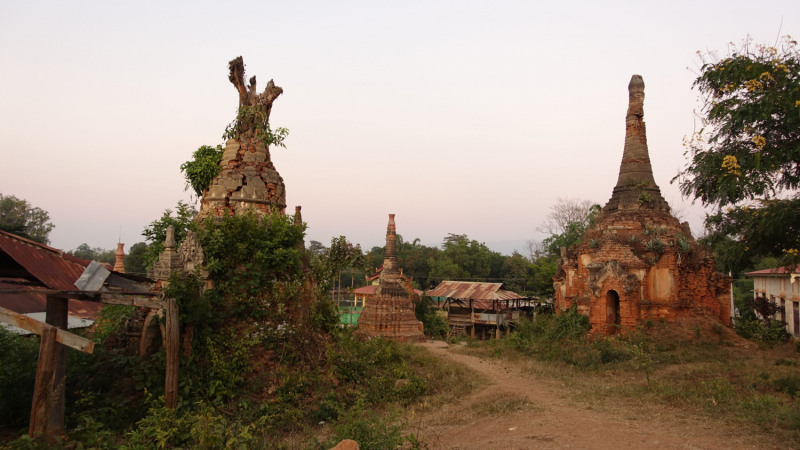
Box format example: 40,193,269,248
415,296,448,339
0,328,39,428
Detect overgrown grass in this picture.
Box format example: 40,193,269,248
0,328,476,449
453,310,800,442
0,212,479,449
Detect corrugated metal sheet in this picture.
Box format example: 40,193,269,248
352,285,423,296
0,281,104,319
0,230,91,290
426,281,526,301
746,265,800,276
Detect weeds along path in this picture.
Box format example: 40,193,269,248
415,341,777,450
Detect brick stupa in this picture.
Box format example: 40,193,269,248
355,214,426,342
552,75,731,335
198,57,287,220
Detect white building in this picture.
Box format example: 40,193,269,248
745,266,800,336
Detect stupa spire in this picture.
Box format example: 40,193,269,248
603,75,670,212
355,214,425,342
114,243,125,273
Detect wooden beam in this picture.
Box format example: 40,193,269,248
98,294,167,310
28,327,59,441
0,290,166,309
0,289,163,297
164,298,179,409
0,307,95,354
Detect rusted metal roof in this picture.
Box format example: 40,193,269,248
353,284,423,296
426,281,526,301
745,265,800,276
0,230,91,290
0,281,103,319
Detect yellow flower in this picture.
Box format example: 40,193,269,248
722,155,742,176
796,100,800,108
776,64,789,73
745,80,763,91
760,72,775,81
752,135,766,149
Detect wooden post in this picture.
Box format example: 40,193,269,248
165,298,179,409
470,325,475,339
31,295,68,440
28,327,59,441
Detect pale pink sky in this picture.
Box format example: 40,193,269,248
1,1,797,255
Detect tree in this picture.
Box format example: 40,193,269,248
124,242,149,276
428,234,493,281
521,239,547,263
542,204,601,255
529,257,557,297
0,193,55,245
396,236,439,288
141,201,198,269
536,197,597,237
68,244,115,265
308,240,327,256
499,252,531,293
674,36,800,272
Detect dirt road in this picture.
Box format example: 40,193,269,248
416,341,780,450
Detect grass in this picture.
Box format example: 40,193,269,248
449,312,800,446
0,332,481,450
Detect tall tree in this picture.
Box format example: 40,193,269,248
141,201,198,269
541,204,601,255
68,244,115,265
499,251,531,293
124,242,149,276
0,193,55,245
428,234,493,281
674,36,800,272
536,197,597,237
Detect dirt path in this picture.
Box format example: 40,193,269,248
415,341,780,450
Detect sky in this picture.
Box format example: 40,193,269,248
1,0,798,256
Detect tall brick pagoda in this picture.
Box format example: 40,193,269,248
198,57,287,220
355,215,426,342
603,75,670,212
552,75,730,335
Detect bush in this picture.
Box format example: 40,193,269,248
415,296,448,339
0,328,39,428
733,317,791,345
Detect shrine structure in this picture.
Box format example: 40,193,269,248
356,215,426,342
552,75,731,334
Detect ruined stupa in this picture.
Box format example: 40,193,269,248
114,243,125,273
198,57,287,220
552,75,731,334
355,215,426,342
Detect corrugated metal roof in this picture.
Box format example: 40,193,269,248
0,230,91,290
353,284,423,295
745,265,800,276
426,281,526,301
0,281,104,319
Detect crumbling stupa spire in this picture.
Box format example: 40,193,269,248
355,214,425,342
603,75,670,212
114,243,125,273
198,56,288,220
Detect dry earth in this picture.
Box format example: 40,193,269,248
412,341,789,450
